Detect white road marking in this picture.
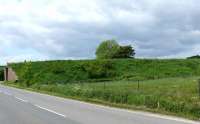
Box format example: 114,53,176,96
34,104,66,118
1,85,199,123
15,97,28,103
76,100,200,124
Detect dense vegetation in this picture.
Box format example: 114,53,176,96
0,66,4,81
187,55,200,59
10,59,200,86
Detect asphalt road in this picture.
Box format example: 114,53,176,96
0,84,199,124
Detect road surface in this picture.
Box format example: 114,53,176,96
0,84,199,124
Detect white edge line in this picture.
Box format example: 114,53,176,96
15,97,28,103
2,85,199,123
76,101,200,124
34,104,66,118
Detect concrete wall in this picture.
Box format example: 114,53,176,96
4,67,18,81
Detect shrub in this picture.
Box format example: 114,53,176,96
189,105,200,118
128,95,145,105
144,95,159,108
160,99,186,113
84,60,116,79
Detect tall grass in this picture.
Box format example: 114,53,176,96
10,77,200,120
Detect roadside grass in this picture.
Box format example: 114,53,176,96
4,76,200,120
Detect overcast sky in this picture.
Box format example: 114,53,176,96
1,0,200,64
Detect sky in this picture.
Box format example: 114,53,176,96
1,0,200,65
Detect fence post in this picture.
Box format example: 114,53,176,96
137,80,140,91
198,79,200,98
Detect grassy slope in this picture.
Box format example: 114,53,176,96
9,59,200,85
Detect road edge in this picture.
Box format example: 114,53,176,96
1,83,199,124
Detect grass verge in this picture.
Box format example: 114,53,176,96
3,77,200,121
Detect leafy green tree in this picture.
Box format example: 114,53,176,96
95,40,120,59
20,61,33,87
115,45,135,58
96,40,135,59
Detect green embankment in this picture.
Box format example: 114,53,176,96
10,59,200,85
7,59,200,120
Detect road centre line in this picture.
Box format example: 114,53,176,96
15,97,28,103
1,85,199,124
34,104,66,118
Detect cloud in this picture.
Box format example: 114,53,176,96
1,0,200,64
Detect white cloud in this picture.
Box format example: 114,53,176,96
1,0,200,64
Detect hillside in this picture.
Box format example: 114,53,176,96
9,59,200,85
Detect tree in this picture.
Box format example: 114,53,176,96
187,55,200,59
115,45,135,58
96,40,135,59
95,40,120,59
20,61,33,87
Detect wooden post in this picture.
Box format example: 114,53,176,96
5,67,8,81
198,79,200,98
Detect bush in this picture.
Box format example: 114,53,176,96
84,60,116,79
160,99,186,113
144,95,159,108
189,105,200,118
128,95,145,105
